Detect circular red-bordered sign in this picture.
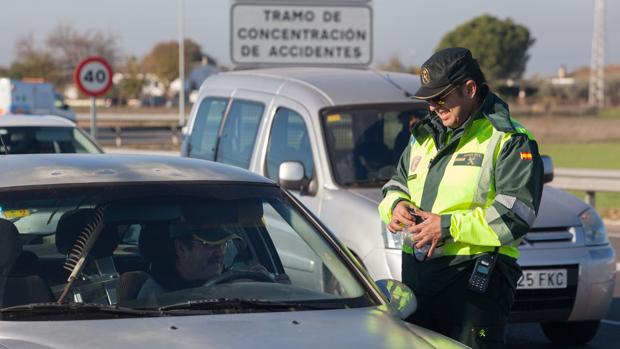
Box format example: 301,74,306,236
74,56,113,97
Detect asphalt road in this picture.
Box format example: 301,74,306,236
505,224,620,348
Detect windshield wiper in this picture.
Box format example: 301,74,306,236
0,302,159,319
157,298,346,313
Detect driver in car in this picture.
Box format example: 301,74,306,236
137,219,240,300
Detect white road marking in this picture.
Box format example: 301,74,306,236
608,232,620,239
617,263,620,272
602,319,620,326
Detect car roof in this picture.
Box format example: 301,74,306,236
0,154,274,189
0,114,76,127
208,67,424,106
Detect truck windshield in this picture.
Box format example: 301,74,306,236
321,104,429,187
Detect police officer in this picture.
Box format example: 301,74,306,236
378,47,543,348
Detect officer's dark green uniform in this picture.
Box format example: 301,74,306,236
378,48,544,348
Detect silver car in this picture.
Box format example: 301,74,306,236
0,154,465,349
181,67,616,344
0,114,102,154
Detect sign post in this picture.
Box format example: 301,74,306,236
74,57,113,140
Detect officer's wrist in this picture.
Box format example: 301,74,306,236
440,214,452,239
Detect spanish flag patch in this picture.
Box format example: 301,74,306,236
520,152,533,160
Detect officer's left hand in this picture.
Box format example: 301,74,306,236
408,209,442,258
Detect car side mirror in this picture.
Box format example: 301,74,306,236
542,155,554,183
375,279,417,320
278,161,311,194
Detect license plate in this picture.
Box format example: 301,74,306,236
517,269,568,289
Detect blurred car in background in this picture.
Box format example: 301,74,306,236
0,78,76,121
181,67,615,344
0,154,466,349
0,114,101,154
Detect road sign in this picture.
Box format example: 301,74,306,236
74,56,113,97
231,3,372,67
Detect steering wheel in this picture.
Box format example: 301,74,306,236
203,269,275,288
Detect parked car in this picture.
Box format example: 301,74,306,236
0,114,102,154
0,154,466,349
181,67,616,344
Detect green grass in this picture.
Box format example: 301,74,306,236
539,142,620,169
598,107,620,119
540,142,620,217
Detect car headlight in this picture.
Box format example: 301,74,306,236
581,207,608,246
382,223,403,250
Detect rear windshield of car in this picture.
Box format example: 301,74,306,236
0,126,101,154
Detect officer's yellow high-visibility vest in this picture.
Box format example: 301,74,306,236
379,95,539,260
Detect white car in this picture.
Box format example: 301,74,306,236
0,114,101,154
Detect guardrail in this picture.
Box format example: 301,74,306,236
547,168,620,207
76,114,182,147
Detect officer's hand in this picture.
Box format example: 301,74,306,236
409,209,442,258
387,201,416,233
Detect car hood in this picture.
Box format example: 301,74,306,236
0,307,464,349
347,185,588,229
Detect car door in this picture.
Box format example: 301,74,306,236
261,97,321,213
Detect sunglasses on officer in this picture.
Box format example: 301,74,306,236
428,84,461,106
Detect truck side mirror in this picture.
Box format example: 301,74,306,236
278,161,310,193
541,155,554,183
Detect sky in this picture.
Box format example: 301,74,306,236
1,0,618,77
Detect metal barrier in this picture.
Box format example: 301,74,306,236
547,168,620,207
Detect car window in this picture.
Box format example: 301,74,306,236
265,108,314,181
188,97,229,160
0,183,372,319
0,126,101,154
216,99,265,169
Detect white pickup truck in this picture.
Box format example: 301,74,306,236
0,78,76,121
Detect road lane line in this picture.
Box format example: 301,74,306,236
602,319,620,326
617,263,620,272
608,232,620,238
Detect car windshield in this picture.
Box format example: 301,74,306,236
0,183,374,320
0,126,101,154
321,104,429,187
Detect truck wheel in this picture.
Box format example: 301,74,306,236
540,320,600,344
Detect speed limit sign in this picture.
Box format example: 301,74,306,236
74,56,113,97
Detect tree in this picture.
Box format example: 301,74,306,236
8,35,62,85
436,15,534,81
142,39,203,92
46,24,119,70
117,56,146,101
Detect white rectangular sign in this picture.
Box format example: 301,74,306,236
231,4,372,66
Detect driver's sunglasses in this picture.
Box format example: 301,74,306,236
428,84,460,106
191,234,230,251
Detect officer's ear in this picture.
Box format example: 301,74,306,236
464,80,477,99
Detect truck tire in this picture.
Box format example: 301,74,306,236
540,320,600,344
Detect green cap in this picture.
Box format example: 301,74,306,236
413,47,482,100
169,220,241,245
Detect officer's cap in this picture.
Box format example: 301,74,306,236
413,47,482,100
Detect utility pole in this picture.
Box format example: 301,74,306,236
588,0,605,108
178,0,186,126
